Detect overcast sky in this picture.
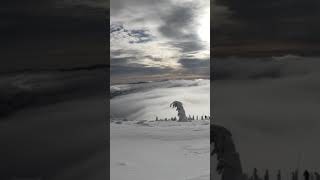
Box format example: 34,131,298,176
110,0,210,83
213,0,320,56
0,0,108,73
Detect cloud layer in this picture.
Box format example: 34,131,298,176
111,0,210,81
212,0,320,56
212,55,320,172
111,79,210,121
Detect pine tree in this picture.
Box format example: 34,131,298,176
277,170,282,180
264,169,269,180
314,172,320,180
253,168,259,180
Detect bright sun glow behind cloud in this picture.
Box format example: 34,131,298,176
197,7,210,46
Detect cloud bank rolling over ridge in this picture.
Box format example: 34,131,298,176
111,79,210,121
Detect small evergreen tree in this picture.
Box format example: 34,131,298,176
264,169,269,180
277,170,281,180
253,168,259,180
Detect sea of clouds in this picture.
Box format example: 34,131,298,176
212,55,320,173
0,69,107,117
110,79,210,121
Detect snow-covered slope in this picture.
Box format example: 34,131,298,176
110,79,210,180
111,119,210,180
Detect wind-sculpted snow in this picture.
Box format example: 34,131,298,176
110,79,210,121
170,101,188,122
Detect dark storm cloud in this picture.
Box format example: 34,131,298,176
111,64,172,76
172,40,206,53
0,0,108,73
179,58,209,75
213,0,320,56
110,56,175,78
158,4,195,39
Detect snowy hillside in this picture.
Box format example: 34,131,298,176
111,119,210,180
110,79,210,180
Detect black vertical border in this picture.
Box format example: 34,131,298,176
106,0,110,179
210,0,214,179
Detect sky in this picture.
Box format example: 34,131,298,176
0,0,108,73
212,0,320,57
110,0,210,83
2,0,320,70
